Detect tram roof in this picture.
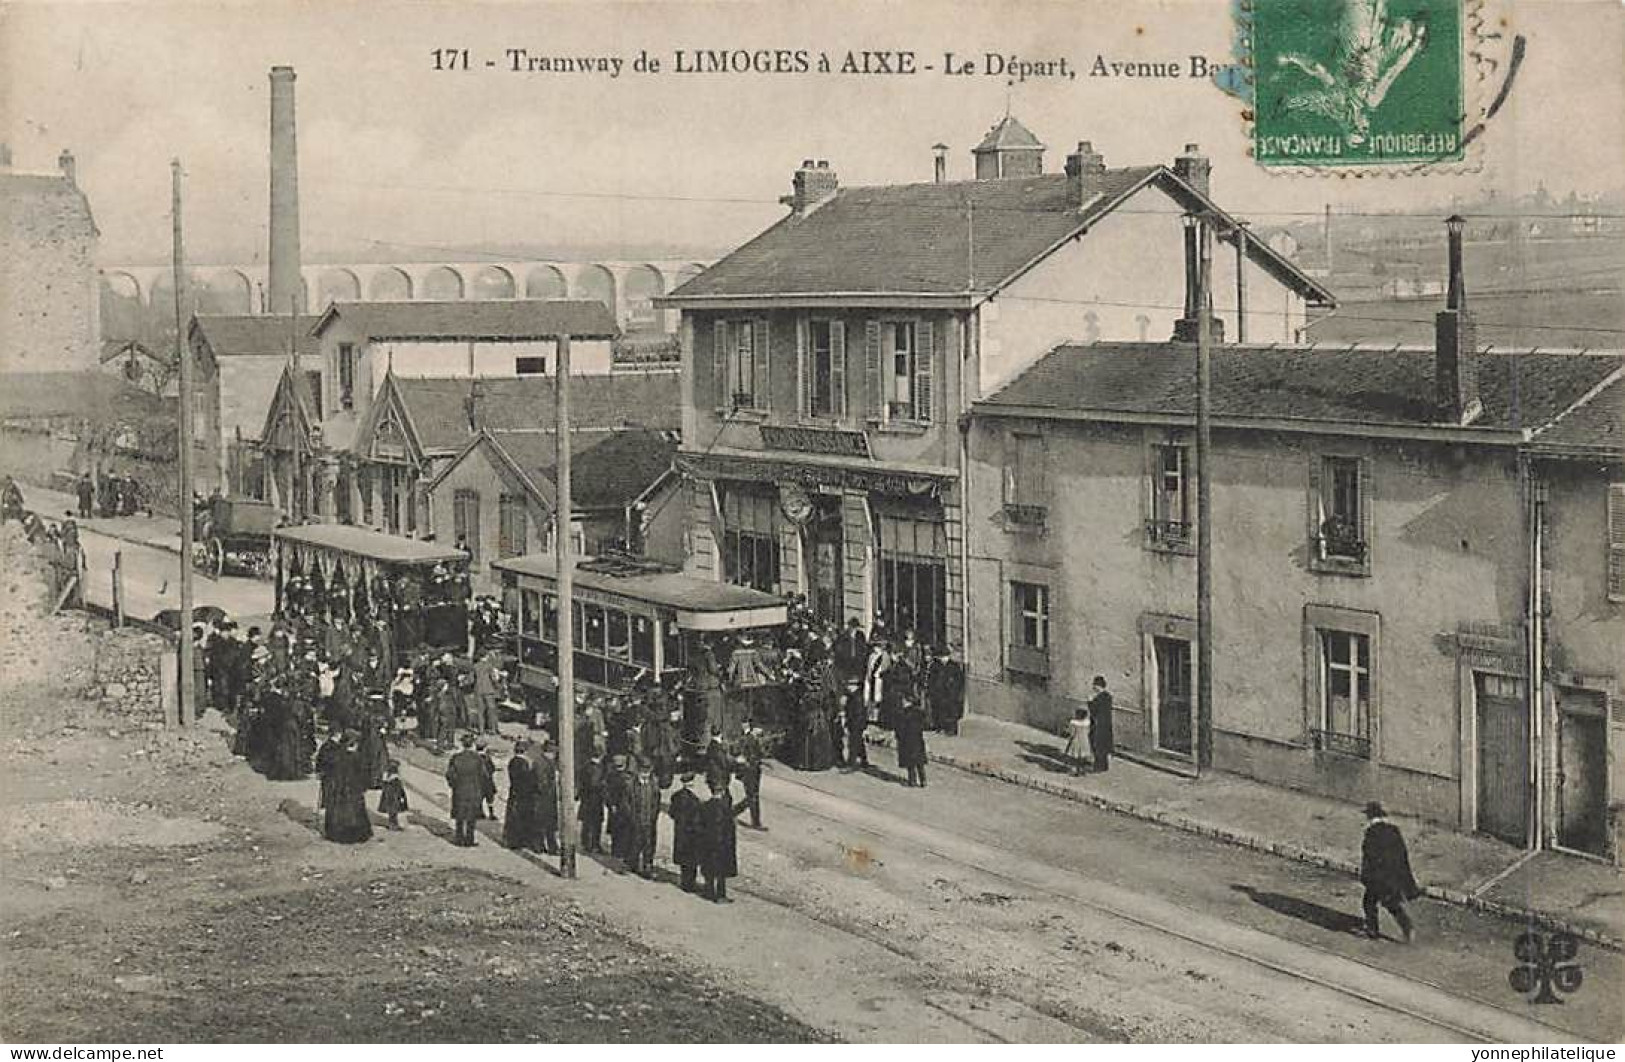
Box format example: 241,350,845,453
494,554,787,618
273,524,469,565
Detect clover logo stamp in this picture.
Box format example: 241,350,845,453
1508,930,1583,1004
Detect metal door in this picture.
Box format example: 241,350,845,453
1155,636,1193,756
1475,672,1529,846
1557,689,1608,856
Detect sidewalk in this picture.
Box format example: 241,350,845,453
871,714,1623,950
20,484,184,555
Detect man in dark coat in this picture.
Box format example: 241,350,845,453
842,679,869,767
534,741,560,854
75,472,94,519
445,732,485,846
1360,801,1420,942
1087,675,1115,772
893,686,928,788
700,781,739,903
626,758,662,878
476,740,498,819
578,751,606,854
734,726,767,829
927,647,965,735
667,772,705,893
604,753,633,862
503,741,541,851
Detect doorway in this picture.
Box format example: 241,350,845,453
1475,672,1529,847
1154,635,1193,756
805,495,844,625
1557,688,1608,856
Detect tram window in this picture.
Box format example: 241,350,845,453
632,615,655,668
662,622,683,671
520,638,545,667
521,590,540,638
542,593,558,642
607,609,631,661
537,642,557,672
582,603,606,655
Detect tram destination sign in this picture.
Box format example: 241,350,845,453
760,424,872,459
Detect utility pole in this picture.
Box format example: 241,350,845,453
1194,212,1215,772
288,296,302,521
1234,221,1249,344
172,159,196,729
554,333,578,879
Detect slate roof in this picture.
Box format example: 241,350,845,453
433,427,677,512
975,115,1044,152
313,300,618,341
1529,375,1624,456
977,342,1625,436
192,314,321,357
1,171,98,235
388,372,680,454
666,168,1332,303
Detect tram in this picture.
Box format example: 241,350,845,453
493,552,787,717
272,524,472,652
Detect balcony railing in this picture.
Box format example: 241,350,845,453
1318,519,1367,562
1146,519,1192,548
1310,727,1371,759
1002,502,1047,526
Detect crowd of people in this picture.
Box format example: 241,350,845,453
74,469,148,520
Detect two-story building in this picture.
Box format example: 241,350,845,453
659,118,1332,649
963,240,1623,854
188,313,321,497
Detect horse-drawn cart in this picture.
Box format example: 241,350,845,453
192,495,279,578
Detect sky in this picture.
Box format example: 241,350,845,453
3,0,1621,265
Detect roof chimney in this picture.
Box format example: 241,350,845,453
1435,214,1481,424
268,66,306,314
932,143,949,184
1172,143,1211,197
0,143,13,171
781,159,839,216
1064,141,1107,209
57,149,76,186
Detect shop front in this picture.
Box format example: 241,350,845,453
679,450,961,651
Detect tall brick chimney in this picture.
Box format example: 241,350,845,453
782,160,838,215
268,66,305,314
1064,141,1107,209
57,149,76,186
1435,215,1481,424
1172,143,1211,197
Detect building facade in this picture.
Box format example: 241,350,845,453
965,335,1623,854
661,121,1332,650
1,149,100,374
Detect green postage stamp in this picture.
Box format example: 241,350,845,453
1251,0,1465,167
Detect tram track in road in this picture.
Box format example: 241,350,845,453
762,770,1586,1045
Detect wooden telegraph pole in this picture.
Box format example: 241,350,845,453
172,159,197,728
554,334,578,879
1194,212,1215,772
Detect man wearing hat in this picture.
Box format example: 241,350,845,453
627,757,662,879
1359,801,1420,943
445,732,486,847
604,752,633,862
667,772,705,894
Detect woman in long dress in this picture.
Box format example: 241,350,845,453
1063,705,1093,776
324,734,374,844
503,743,541,850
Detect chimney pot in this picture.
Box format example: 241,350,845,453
1173,144,1212,197
1435,216,1480,423
789,159,839,215
0,143,13,170
57,149,76,186
1064,140,1107,209
933,142,949,183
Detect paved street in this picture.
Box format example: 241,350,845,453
74,522,272,624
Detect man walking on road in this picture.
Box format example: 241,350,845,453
668,772,704,894
75,472,93,519
445,732,485,847
1359,801,1420,943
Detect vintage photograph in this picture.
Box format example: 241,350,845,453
0,0,1620,1047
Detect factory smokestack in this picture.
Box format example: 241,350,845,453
268,66,304,314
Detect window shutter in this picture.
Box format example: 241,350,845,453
1608,482,1625,602
865,320,884,422
751,319,770,411
796,318,810,417
915,319,935,423
830,321,847,419
712,319,728,413
1033,434,1047,502
1003,430,1017,505
1307,455,1325,557
1358,456,1374,564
